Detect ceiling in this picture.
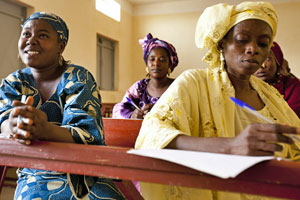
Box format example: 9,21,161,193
125,0,300,16
127,0,300,6
127,0,180,5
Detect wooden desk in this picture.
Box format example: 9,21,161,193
0,139,299,199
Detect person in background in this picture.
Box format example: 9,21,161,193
112,33,179,119
254,41,300,117
135,2,300,200
281,58,291,76
0,12,124,200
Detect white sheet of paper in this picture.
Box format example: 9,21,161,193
127,149,275,179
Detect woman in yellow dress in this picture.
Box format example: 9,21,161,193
135,1,300,199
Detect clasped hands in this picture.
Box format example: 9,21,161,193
5,96,48,145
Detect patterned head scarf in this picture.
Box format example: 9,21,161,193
139,33,179,72
271,41,284,69
195,1,278,69
23,12,69,44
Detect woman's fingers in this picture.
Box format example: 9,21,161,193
25,96,34,105
12,127,30,139
254,123,300,135
250,124,298,144
255,132,293,144
15,138,31,145
252,141,283,152
234,123,299,156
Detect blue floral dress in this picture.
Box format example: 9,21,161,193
0,64,124,200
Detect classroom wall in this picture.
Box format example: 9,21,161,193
274,2,300,76
132,1,300,83
14,0,133,103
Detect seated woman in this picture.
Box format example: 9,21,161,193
135,2,300,200
112,33,179,119
0,12,124,200
254,42,300,117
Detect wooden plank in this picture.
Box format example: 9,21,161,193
103,118,142,147
0,139,299,199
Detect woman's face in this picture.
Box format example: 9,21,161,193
18,19,65,69
253,51,278,82
146,47,170,79
220,19,273,79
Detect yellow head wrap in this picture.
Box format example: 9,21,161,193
195,1,278,69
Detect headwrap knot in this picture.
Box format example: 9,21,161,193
271,41,284,69
139,33,179,72
23,12,69,44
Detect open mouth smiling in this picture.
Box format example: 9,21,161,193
25,50,40,55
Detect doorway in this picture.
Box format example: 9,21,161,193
0,0,26,80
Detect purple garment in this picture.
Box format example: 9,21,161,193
272,74,300,118
112,79,159,119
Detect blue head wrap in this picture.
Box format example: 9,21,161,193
23,12,69,44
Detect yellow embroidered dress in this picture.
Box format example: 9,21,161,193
135,67,300,200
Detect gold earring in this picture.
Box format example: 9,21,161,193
145,67,150,78
59,54,63,66
220,49,225,62
219,49,225,71
167,68,171,76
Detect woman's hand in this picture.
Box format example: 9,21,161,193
229,123,299,156
130,104,154,119
4,96,33,144
8,96,50,145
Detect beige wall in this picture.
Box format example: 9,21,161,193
15,0,133,103
274,2,300,76
132,11,207,82
132,2,300,83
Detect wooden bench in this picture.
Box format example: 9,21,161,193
103,118,142,147
0,118,143,199
0,119,300,199
101,103,116,118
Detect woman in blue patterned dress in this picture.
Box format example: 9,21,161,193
0,12,124,200
112,33,179,119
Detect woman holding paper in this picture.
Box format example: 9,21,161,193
0,12,124,200
135,1,300,199
112,33,179,119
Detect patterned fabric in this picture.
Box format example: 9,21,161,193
135,68,300,200
0,65,124,200
195,1,277,69
139,33,179,72
271,41,284,68
23,12,69,44
272,74,300,118
112,79,159,119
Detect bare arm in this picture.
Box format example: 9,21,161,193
167,124,299,156
167,135,232,154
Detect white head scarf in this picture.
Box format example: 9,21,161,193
195,1,278,69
